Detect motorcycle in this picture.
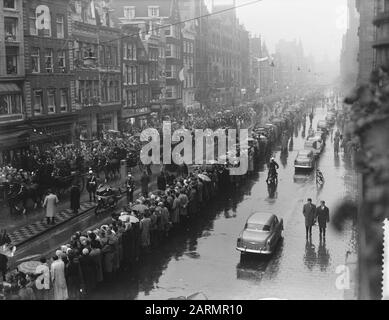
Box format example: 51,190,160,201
95,186,122,215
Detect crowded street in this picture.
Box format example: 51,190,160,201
86,106,358,300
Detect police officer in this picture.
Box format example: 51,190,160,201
126,173,135,203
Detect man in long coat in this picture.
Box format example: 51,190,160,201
70,183,80,214
316,200,330,239
43,190,59,225
302,198,316,239
140,171,150,198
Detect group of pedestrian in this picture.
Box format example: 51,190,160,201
303,198,330,240
0,162,235,300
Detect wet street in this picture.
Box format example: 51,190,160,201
86,107,358,300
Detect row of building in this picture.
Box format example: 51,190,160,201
341,0,389,89
0,0,253,165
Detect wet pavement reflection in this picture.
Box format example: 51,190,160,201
85,107,358,300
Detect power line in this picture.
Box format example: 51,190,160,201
0,0,261,59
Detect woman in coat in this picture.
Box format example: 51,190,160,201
89,242,103,283
65,253,84,300
43,190,59,225
171,193,181,225
140,212,151,249
51,253,68,300
79,248,97,294
101,238,115,280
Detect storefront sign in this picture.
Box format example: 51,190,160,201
122,107,150,118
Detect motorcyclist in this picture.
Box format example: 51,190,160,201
266,157,279,183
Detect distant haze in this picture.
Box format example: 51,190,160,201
207,0,348,63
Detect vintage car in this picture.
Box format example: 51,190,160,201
304,136,324,157
317,120,329,133
294,150,315,170
236,212,283,255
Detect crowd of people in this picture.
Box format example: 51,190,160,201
0,163,235,300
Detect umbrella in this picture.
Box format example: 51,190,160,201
18,260,40,274
197,173,211,182
131,203,148,213
16,254,41,264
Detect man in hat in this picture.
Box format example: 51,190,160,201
303,198,316,239
315,200,330,240
86,170,97,202
125,173,135,203
43,189,59,225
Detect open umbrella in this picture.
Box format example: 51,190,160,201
131,203,148,213
18,260,40,274
187,292,208,300
197,173,211,182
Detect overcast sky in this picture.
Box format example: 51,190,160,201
206,0,349,62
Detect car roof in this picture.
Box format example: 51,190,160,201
247,212,275,225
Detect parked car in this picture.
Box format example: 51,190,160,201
294,150,315,170
304,136,324,157
236,212,283,255
317,120,328,133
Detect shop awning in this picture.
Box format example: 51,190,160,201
0,83,21,94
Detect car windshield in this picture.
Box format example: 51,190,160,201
246,223,270,231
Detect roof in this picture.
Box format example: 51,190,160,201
247,212,275,225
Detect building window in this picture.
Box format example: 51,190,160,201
33,90,43,115
57,50,66,72
4,17,17,42
131,91,137,106
0,94,21,116
31,47,40,73
166,44,172,57
45,49,53,73
165,26,171,36
60,89,68,112
148,6,159,17
127,43,136,60
4,0,15,9
165,87,173,98
139,65,144,84
56,15,64,39
47,89,56,113
124,6,135,19
6,47,17,74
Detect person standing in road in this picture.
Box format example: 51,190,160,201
86,170,97,202
316,200,330,240
70,183,81,214
140,171,150,198
303,198,316,239
51,252,68,300
125,173,135,203
157,171,166,191
43,189,59,225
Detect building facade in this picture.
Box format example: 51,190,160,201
0,0,25,164
356,0,375,84
23,0,77,147
340,0,359,92
372,0,389,70
70,0,121,139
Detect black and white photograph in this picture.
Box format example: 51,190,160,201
0,0,386,304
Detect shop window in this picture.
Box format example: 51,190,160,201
60,89,68,112
0,94,21,116
33,90,43,115
47,89,56,114
5,17,18,42
6,47,18,74
56,15,64,39
4,0,15,9
31,47,40,73
45,49,53,73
